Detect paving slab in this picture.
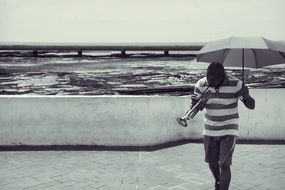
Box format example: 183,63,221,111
0,144,284,190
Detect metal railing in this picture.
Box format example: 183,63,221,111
0,42,205,56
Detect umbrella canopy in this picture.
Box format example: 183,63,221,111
197,36,285,84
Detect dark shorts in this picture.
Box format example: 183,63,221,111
203,135,237,165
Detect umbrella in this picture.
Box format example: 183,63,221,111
197,36,285,85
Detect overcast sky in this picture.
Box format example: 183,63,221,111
0,0,284,43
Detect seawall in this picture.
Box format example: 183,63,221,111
0,89,284,146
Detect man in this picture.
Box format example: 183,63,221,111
192,62,255,190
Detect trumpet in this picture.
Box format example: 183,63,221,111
177,88,211,127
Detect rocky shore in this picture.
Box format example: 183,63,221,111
0,53,284,96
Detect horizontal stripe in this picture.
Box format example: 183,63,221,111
210,92,237,99
203,129,239,137
205,102,238,109
205,107,238,116
222,80,239,87
214,86,239,93
205,118,239,126
205,124,239,131
197,87,239,96
205,113,239,122
207,98,238,105
196,77,240,93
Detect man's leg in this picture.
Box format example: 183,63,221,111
220,164,231,190
209,162,220,189
219,135,236,190
204,136,220,189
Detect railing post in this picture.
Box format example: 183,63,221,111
33,50,38,57
78,50,83,57
164,50,169,56
121,50,126,56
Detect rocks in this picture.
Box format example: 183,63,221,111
0,56,284,95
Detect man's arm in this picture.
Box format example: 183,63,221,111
238,86,255,110
191,88,200,109
191,79,204,109
242,94,255,110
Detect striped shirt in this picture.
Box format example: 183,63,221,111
194,74,243,137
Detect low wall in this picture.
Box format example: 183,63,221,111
0,89,284,146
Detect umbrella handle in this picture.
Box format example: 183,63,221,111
242,48,245,86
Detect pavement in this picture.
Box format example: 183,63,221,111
0,143,284,190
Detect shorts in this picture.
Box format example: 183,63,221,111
203,135,237,165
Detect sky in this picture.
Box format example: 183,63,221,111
0,0,284,43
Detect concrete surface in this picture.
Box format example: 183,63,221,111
0,143,284,190
0,89,284,146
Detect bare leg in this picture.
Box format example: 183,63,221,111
220,164,231,190
209,162,220,190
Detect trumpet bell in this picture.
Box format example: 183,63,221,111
176,117,188,127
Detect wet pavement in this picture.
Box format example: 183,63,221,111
0,143,284,190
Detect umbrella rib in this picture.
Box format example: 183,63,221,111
279,51,285,60
222,49,227,62
251,49,258,68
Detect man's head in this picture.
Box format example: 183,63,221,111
207,62,225,88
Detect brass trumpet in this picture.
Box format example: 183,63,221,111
177,88,211,127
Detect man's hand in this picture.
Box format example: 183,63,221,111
191,93,206,110
237,86,250,99
191,93,199,108
238,86,255,110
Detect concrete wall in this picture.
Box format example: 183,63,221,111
238,89,285,140
0,89,284,146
